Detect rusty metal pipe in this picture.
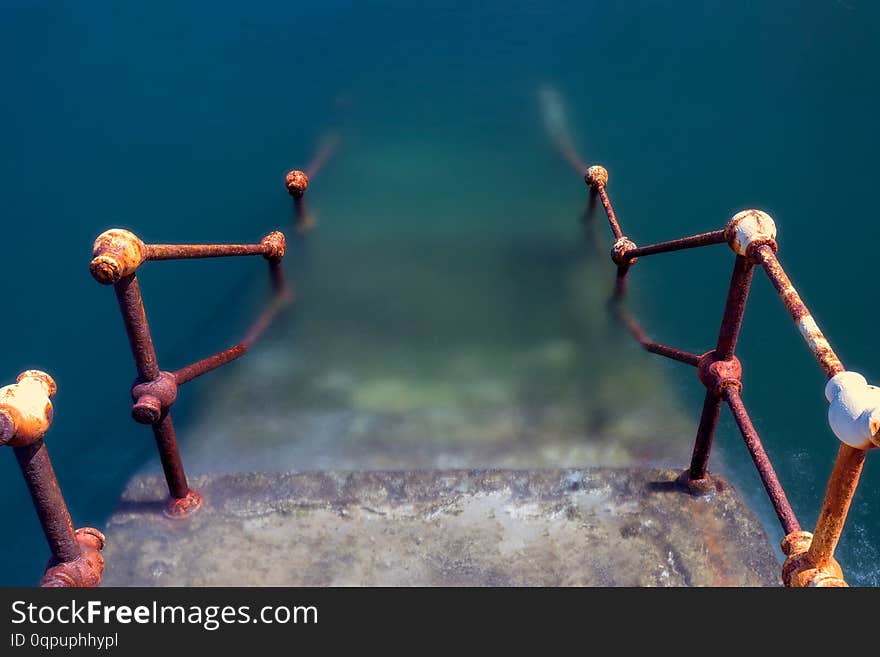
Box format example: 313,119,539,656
754,244,844,378
688,390,723,481
269,257,287,295
151,411,190,501
611,267,700,366
306,133,341,180
625,229,727,259
596,186,623,240
808,444,866,570
724,387,800,534
14,440,80,564
643,342,701,366
174,344,248,386
715,255,754,360
242,293,291,347
114,274,161,381
145,243,271,261
293,195,315,235
612,264,629,303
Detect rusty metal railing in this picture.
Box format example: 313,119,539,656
89,229,292,519
0,371,106,586
581,164,876,587
5,156,332,586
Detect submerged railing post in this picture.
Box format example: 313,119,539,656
284,133,340,236
91,228,291,518
0,370,105,587
580,161,878,587
285,169,312,235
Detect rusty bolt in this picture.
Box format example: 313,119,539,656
697,351,743,396
610,237,638,266
0,370,56,447
584,165,609,189
165,489,204,519
40,528,106,588
261,231,287,260
131,371,178,425
285,170,309,197
90,229,147,285
780,530,846,587
675,468,717,496
725,210,777,257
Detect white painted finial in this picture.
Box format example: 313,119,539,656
725,210,777,256
825,371,880,449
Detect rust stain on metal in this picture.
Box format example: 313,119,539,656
91,227,292,517
174,344,248,386
627,229,727,259
714,255,754,360
685,390,723,485
753,244,844,378
285,169,316,235
806,445,865,573
0,371,106,587
284,169,309,197
724,387,800,535
40,528,106,588
90,229,147,285
610,236,638,267
780,530,846,587
608,266,702,367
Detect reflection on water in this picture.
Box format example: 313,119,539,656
2,1,879,585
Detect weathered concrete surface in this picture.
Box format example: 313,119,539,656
102,468,780,587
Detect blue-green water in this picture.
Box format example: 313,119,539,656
2,1,879,586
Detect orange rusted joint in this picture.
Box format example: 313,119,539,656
0,370,56,447
284,169,309,198
164,489,204,519
40,528,106,587
781,531,846,587
90,229,147,285
584,165,608,189
261,231,287,260
675,468,718,496
131,371,178,425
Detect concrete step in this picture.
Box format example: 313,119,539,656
102,468,779,586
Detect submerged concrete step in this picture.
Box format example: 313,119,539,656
102,468,779,586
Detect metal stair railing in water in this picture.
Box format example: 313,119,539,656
3,144,338,586
88,144,334,524
581,163,877,587
90,228,292,519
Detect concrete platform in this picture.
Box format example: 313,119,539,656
102,468,780,587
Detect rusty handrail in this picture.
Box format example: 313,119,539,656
583,164,876,587
90,227,292,518
0,371,106,587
